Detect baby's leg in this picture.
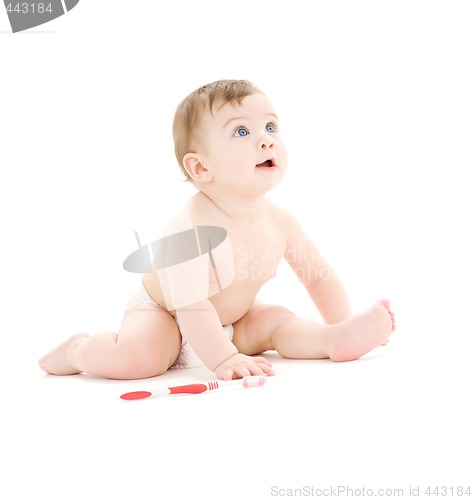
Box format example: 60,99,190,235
233,300,396,362
38,304,182,379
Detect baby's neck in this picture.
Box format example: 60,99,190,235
198,191,267,222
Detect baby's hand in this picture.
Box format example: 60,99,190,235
214,353,275,381
216,354,275,380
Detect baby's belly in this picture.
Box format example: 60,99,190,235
208,286,261,325
142,273,265,325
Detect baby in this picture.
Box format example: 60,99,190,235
39,79,396,381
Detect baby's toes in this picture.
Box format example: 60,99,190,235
389,311,396,331
380,299,391,312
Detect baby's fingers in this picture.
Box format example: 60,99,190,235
253,357,276,376
223,366,252,381
253,356,272,366
255,363,275,377
224,363,270,381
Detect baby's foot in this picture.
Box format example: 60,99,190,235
38,333,89,375
327,300,396,362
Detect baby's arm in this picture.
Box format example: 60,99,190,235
175,300,274,380
283,211,352,323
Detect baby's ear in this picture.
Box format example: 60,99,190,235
183,153,212,183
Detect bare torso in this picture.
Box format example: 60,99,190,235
142,192,288,325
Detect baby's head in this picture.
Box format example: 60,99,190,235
173,79,262,182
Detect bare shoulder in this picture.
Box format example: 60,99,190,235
266,198,290,220
266,199,318,257
186,192,229,224
186,192,211,217
266,199,300,232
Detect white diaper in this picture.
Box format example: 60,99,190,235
123,281,234,369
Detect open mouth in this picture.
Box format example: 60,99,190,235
255,159,275,169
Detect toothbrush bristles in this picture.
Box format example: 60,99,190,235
242,376,267,389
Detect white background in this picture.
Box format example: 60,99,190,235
1,1,472,499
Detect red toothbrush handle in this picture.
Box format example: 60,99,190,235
169,383,208,395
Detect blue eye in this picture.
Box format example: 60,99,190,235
234,127,249,137
266,123,276,133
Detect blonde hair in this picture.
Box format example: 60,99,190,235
173,79,261,181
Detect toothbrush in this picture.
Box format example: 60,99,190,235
120,375,266,401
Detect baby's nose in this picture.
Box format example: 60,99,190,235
258,135,274,149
